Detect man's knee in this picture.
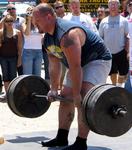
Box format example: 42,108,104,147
61,86,72,98
81,81,95,98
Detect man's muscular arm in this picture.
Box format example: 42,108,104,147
60,28,86,106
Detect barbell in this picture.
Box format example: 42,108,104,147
6,75,132,137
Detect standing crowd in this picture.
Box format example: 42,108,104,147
0,0,132,149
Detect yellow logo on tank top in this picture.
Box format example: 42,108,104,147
47,45,63,59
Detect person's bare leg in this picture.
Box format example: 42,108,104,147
59,87,74,129
117,75,127,87
62,82,94,150
110,74,117,85
77,82,93,138
41,86,74,147
4,81,10,92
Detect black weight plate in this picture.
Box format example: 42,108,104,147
85,84,132,137
7,75,34,117
7,75,51,118
7,76,25,116
82,84,105,130
83,84,109,133
85,84,115,134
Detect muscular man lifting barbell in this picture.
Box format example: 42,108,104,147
4,2,132,148
31,3,111,150
5,3,132,150
6,3,132,150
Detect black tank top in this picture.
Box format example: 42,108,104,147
0,34,18,58
43,18,111,67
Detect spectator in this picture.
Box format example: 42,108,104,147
0,4,25,30
0,14,22,97
126,1,132,19
95,6,106,30
121,0,129,17
63,0,98,34
125,1,132,93
22,7,43,76
0,3,25,75
54,1,65,18
99,0,129,87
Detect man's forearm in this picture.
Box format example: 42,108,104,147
49,59,62,91
69,66,82,96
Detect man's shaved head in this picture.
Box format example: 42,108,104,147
33,3,55,17
32,3,56,34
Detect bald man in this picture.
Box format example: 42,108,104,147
33,3,112,150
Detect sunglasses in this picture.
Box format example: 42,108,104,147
128,3,132,6
7,7,16,11
5,20,14,23
55,5,64,9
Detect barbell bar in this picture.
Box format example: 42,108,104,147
31,92,73,103
6,75,132,137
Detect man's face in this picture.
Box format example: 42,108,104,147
69,2,80,15
97,8,105,19
108,1,119,13
54,4,65,17
7,7,16,17
32,11,48,33
127,3,132,14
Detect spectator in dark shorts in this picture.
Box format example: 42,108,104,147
125,1,132,93
32,3,112,150
99,0,129,87
0,15,22,97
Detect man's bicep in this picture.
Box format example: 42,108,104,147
61,30,81,49
61,33,82,66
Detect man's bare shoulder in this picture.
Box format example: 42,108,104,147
61,28,86,48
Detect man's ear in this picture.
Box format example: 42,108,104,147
46,13,53,20
33,11,39,18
